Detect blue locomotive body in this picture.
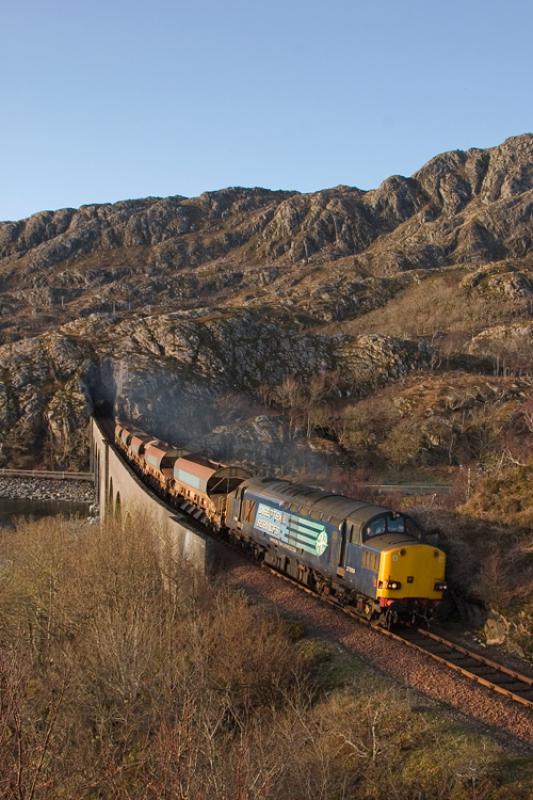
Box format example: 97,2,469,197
227,478,387,603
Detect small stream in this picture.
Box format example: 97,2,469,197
0,498,92,528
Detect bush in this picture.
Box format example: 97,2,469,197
461,462,533,529
0,518,301,798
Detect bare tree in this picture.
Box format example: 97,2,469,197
274,375,305,438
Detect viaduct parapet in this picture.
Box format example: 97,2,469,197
90,418,221,574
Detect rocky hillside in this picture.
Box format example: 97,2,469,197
0,134,531,482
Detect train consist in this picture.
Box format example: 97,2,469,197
115,420,447,626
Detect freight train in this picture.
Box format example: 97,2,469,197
114,420,447,627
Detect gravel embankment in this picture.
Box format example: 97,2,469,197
224,557,533,747
0,476,95,504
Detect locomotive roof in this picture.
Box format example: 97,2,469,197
243,477,391,529
362,533,420,551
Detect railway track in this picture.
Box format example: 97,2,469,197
0,467,94,482
263,564,533,712
394,627,533,709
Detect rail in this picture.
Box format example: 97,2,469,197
0,468,94,482
264,565,533,711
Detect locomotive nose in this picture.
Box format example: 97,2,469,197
377,543,446,601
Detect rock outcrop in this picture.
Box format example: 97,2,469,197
0,309,432,468
0,134,531,470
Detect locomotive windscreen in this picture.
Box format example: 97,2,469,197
363,513,422,541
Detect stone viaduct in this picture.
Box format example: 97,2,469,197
90,417,223,573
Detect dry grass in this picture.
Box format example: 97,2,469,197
414,506,533,619
0,516,531,799
328,371,533,471
341,266,532,354
460,462,533,530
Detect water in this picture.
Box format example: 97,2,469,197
0,498,92,528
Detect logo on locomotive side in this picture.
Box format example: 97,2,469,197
315,530,328,556
255,502,328,557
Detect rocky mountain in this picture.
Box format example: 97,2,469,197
0,134,531,480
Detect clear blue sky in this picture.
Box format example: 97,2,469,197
1,0,532,221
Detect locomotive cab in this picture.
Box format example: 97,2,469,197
361,512,447,624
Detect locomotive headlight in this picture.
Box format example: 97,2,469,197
386,580,401,590
434,581,447,592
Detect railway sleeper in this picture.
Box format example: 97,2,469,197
444,654,472,662
424,646,456,655
484,675,526,687
468,665,505,675
445,656,480,667
498,682,533,694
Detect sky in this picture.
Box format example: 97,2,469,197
1,0,532,221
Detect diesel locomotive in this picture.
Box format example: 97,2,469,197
114,420,447,626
